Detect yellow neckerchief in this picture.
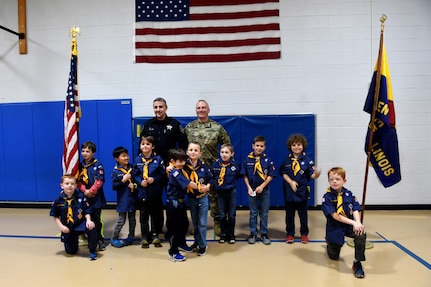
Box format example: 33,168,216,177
115,164,135,192
248,152,266,181
184,161,202,194
327,187,346,217
64,197,74,224
291,155,301,176
141,156,154,180
78,159,98,185
217,161,230,186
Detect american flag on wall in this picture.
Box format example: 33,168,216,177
134,0,281,63
62,38,80,177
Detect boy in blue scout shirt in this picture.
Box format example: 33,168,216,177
321,167,366,278
50,174,98,260
77,141,107,251
165,148,201,262
184,142,212,256
279,134,321,244
110,147,137,248
240,136,277,245
211,143,242,244
133,136,166,248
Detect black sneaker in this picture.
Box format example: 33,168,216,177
352,261,365,278
219,236,226,244
190,241,198,251
197,246,207,256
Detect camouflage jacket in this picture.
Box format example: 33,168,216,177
185,119,231,165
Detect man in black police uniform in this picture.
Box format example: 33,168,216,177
140,98,188,240
141,98,188,164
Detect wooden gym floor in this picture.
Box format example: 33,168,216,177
0,208,430,287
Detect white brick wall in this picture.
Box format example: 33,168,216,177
1,0,430,205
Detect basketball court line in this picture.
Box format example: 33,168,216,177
1,231,429,270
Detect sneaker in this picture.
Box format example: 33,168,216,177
98,240,106,251
261,234,271,245
89,252,98,261
169,253,186,262
179,244,194,253
247,234,257,244
152,237,162,247
140,238,149,249
197,246,207,256
190,241,198,251
228,237,236,244
151,236,161,245
123,236,134,246
219,236,226,244
352,261,365,278
111,239,125,248
286,235,294,244
301,235,309,244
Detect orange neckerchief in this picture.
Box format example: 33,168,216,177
327,187,346,217
248,152,266,181
78,159,98,185
115,164,135,192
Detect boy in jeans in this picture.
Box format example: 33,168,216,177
241,136,277,245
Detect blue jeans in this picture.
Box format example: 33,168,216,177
217,188,237,237
188,194,209,248
248,189,270,236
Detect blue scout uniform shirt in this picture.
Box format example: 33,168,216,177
240,152,277,189
279,152,315,202
211,158,241,191
111,163,138,213
166,168,190,201
133,153,166,201
183,158,213,198
322,187,362,245
78,157,106,209
50,190,92,232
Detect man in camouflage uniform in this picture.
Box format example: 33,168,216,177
185,99,231,237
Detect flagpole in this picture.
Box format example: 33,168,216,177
69,26,81,120
361,15,387,223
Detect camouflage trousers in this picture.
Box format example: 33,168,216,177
209,192,219,221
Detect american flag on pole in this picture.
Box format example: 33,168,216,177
62,37,80,177
134,0,281,63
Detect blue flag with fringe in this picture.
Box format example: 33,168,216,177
364,45,401,188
